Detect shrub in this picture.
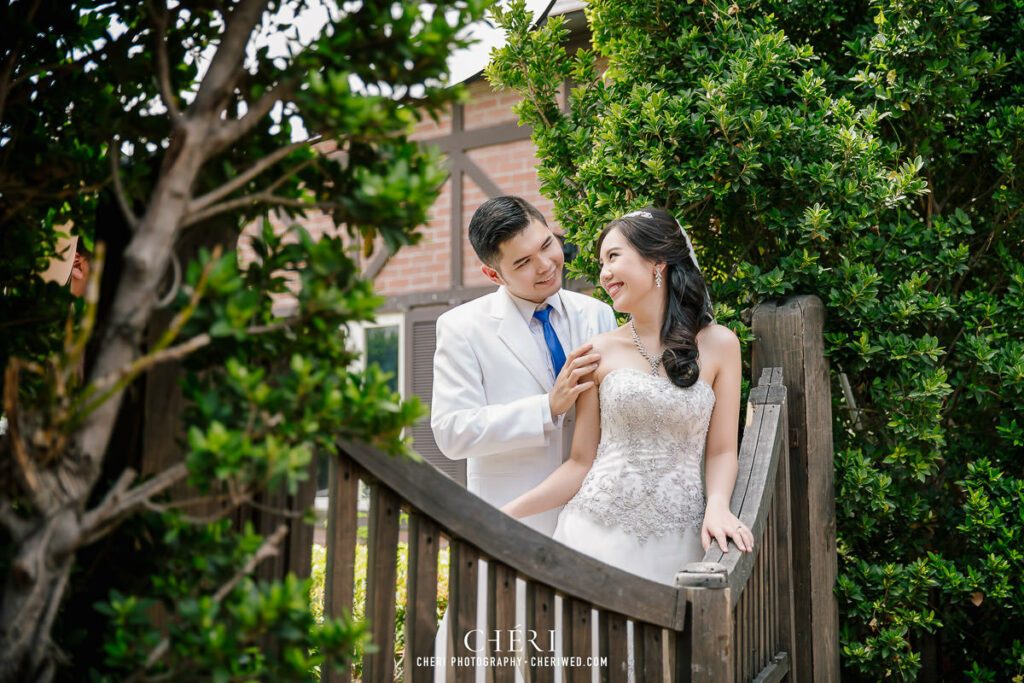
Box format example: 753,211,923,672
488,0,1024,679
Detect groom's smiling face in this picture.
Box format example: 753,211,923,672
482,219,565,303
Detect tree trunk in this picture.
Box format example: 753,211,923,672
0,125,209,682
0,4,273,676
0,511,79,683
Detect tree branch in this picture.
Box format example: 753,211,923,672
181,192,341,227
0,0,43,125
127,523,289,682
0,497,34,543
952,204,1021,297
71,245,218,420
83,316,297,411
190,0,272,117
244,497,307,520
108,136,139,230
74,463,189,551
213,76,302,151
147,0,182,121
187,139,310,216
3,359,44,512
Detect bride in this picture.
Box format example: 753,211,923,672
500,207,753,584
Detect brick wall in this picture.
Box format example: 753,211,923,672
374,78,555,297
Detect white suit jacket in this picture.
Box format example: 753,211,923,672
430,286,618,535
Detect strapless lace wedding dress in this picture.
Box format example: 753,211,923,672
553,367,715,585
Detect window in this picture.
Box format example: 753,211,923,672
364,323,402,394
348,312,405,396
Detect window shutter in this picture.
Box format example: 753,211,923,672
405,306,466,486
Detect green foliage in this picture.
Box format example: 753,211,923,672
488,0,1024,679
308,539,451,680
1,0,487,678
91,515,368,681
176,222,426,508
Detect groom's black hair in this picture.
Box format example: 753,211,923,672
468,196,547,268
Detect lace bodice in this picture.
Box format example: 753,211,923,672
561,367,716,542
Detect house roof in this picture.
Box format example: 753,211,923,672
456,0,588,85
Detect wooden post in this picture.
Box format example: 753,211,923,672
752,295,839,682
686,587,733,682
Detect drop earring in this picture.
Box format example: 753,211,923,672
655,269,663,288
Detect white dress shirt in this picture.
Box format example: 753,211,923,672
505,289,570,386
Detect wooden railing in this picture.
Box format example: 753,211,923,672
322,367,793,682
676,368,794,682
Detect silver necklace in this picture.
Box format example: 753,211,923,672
630,319,663,375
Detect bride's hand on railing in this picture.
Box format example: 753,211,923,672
701,501,753,553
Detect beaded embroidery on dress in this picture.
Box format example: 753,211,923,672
552,367,715,585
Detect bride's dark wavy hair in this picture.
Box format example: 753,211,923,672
597,207,714,388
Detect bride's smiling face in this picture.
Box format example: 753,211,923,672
598,228,661,313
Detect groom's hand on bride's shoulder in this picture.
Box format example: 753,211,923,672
548,343,601,418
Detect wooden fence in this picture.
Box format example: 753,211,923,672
322,365,792,683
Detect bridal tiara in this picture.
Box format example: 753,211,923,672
616,208,701,272
615,207,716,323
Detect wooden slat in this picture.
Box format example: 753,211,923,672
449,540,479,683
640,623,662,682
253,484,288,585
768,514,777,657
759,541,768,673
670,603,691,682
753,295,840,682
487,561,518,683
323,455,359,683
340,440,683,628
363,484,401,683
753,551,761,676
527,583,556,683
286,456,318,580
740,581,750,680
771,401,798,677
565,599,592,683
665,630,676,683
768,533,775,669
734,568,742,679
599,611,629,683
752,651,791,683
633,620,645,683
406,513,440,683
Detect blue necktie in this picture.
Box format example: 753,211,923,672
533,306,566,377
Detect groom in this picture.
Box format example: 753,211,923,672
431,196,617,535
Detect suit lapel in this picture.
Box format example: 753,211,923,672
494,288,553,390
